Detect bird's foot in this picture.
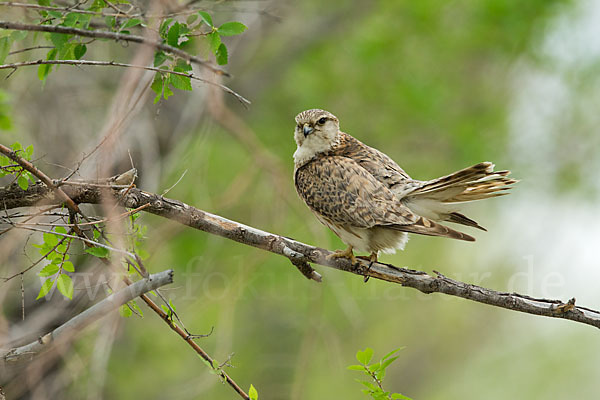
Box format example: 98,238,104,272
357,252,378,282
326,245,357,265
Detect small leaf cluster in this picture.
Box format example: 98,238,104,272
150,11,247,103
347,347,412,400
35,226,74,300
0,141,35,190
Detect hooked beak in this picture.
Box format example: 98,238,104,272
303,124,314,137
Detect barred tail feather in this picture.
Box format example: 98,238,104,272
407,162,517,203
402,161,517,231
386,217,475,242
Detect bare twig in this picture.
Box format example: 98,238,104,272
0,1,132,17
1,269,174,362
0,59,250,105
0,20,228,76
4,180,600,330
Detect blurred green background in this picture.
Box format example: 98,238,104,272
2,0,600,398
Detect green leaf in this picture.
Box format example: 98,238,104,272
38,49,57,81
39,263,59,277
368,362,380,373
175,59,192,72
17,175,29,190
62,261,75,272
105,16,116,29
153,51,168,67
206,32,221,54
159,18,173,38
163,83,174,100
63,12,80,27
130,299,143,317
356,348,373,365
198,11,213,27
10,31,28,41
121,18,142,29
36,278,54,299
359,380,378,391
215,43,228,65
186,14,198,25
380,356,399,371
249,384,258,400
169,73,192,91
217,21,247,36
382,347,405,360
77,14,92,29
151,72,164,103
0,37,12,65
25,144,34,159
119,303,133,317
50,33,69,51
391,393,412,400
55,226,67,234
56,274,73,299
86,246,110,258
167,22,181,47
43,231,59,247
74,44,87,59
347,364,366,371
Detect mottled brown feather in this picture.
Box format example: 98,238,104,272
295,156,417,228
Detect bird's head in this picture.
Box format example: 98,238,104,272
293,109,340,166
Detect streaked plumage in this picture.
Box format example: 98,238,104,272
292,109,517,263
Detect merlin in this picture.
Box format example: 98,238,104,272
293,109,517,265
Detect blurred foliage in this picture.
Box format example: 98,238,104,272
4,0,600,399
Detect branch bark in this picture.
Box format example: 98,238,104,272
1,269,174,363
3,180,600,330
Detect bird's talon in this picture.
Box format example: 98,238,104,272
326,245,356,265
363,252,378,283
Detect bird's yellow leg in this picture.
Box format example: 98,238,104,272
326,245,357,264
369,251,378,264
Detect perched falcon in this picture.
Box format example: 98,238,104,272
293,109,517,265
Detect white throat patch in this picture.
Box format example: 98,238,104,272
293,131,340,166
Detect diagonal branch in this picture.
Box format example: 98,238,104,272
0,20,227,76
1,269,174,363
0,143,81,215
3,180,600,330
0,59,250,106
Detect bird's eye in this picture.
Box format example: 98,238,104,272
296,124,302,130
318,117,327,125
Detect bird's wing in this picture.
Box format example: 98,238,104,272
332,132,415,193
295,156,476,241
295,156,417,228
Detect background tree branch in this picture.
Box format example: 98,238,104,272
0,269,174,363
0,59,250,105
0,20,227,75
3,179,599,330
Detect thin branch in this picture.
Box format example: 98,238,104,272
0,20,228,76
0,143,82,215
0,269,174,362
0,1,132,17
8,45,54,55
1,164,250,399
4,180,600,330
0,59,250,106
